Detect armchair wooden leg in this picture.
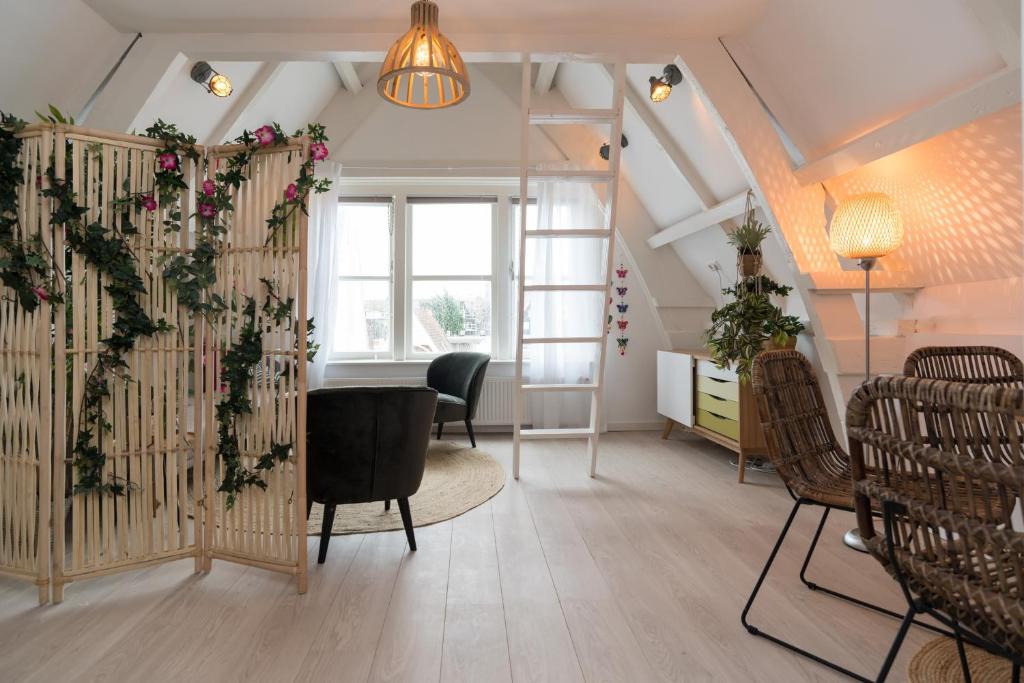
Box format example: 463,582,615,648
318,504,336,564
436,422,444,440
384,499,391,511
465,419,477,448
397,497,416,551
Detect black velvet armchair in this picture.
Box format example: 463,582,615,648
426,352,490,448
306,386,438,563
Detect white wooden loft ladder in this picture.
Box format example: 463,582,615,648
512,56,626,480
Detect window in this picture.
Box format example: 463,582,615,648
333,198,393,359
331,184,519,363
407,198,495,356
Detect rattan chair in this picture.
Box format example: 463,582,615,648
904,345,1023,387
745,350,945,681
848,376,1024,682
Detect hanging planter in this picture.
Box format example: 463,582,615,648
729,191,769,279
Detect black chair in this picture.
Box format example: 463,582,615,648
426,352,490,448
306,386,438,564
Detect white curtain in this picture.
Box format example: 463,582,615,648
306,160,343,390
525,175,608,429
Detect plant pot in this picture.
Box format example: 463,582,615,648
764,335,798,351
739,252,761,277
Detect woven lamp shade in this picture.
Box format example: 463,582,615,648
377,0,470,109
829,192,904,259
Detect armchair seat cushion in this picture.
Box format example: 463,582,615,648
434,392,468,422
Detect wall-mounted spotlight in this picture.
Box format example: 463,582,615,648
649,64,682,103
190,61,233,98
599,134,629,161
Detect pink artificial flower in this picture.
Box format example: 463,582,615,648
141,194,158,212
158,152,179,170
31,287,48,301
198,203,216,219
309,142,329,161
202,179,216,196
284,183,298,201
254,125,276,146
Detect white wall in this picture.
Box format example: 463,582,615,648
0,0,132,121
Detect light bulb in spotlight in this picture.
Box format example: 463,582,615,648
209,73,233,98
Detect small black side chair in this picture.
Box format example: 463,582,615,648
306,386,437,563
426,352,490,448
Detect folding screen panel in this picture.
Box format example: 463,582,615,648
52,128,200,602
202,141,308,592
0,128,54,604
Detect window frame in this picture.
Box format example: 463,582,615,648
330,179,523,364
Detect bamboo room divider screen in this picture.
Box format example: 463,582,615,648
0,124,308,604
201,141,308,591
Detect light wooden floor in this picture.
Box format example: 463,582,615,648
0,431,931,682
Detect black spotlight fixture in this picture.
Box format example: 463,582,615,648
649,64,682,103
190,61,233,98
599,134,628,161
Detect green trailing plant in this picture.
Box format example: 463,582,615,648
45,164,174,494
705,225,805,382
0,112,63,312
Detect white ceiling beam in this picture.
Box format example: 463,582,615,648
965,0,1021,68
204,61,284,145
606,65,717,211
163,32,676,64
647,190,749,248
535,62,558,94
333,61,363,93
794,67,1021,185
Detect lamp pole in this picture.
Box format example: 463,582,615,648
859,257,876,382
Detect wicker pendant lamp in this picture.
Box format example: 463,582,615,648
377,0,470,109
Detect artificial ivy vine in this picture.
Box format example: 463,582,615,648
45,159,176,494
0,112,62,311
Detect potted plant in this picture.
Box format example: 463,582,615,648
704,271,806,381
728,198,770,277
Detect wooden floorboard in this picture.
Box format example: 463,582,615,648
0,432,934,682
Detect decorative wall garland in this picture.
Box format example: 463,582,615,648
0,113,330,504
614,264,629,356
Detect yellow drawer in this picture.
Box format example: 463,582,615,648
696,374,738,401
696,391,739,420
696,408,740,441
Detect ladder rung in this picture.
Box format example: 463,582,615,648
529,169,614,181
522,336,604,344
529,108,618,125
519,427,596,440
525,229,611,238
523,284,606,292
521,383,598,393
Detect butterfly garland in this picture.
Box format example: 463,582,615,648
608,263,629,356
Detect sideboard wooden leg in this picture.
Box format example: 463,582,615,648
661,419,676,440
737,451,747,484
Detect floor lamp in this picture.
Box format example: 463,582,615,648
828,192,904,551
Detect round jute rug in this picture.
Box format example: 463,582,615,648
908,636,1012,682
306,440,505,535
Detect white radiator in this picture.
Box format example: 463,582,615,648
325,375,518,426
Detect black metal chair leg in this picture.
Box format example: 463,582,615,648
397,498,416,551
952,620,972,683
1012,662,1020,683
384,499,391,511
875,605,916,683
306,496,313,520
318,504,336,564
465,419,476,448
436,422,443,440
797,505,950,639
742,498,873,683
